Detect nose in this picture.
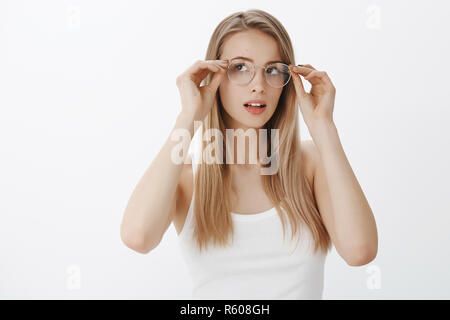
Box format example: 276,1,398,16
250,67,266,92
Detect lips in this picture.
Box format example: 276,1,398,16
243,99,267,115
243,99,267,108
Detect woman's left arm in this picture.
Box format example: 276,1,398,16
289,64,378,266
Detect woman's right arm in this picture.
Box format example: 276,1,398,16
120,59,228,254
120,113,195,254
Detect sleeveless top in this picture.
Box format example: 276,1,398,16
177,144,327,300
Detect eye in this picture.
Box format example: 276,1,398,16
235,63,248,72
266,66,280,75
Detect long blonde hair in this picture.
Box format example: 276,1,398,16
193,9,332,255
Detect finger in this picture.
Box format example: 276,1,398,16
296,65,333,85
304,70,326,81
218,59,229,66
288,65,307,101
189,60,226,86
207,65,227,93
290,64,331,87
304,70,334,88
189,59,226,70
300,64,316,70
290,65,315,78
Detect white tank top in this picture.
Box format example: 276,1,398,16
177,146,327,300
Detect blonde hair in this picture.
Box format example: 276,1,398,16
193,9,332,255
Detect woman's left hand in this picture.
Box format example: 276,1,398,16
288,64,336,132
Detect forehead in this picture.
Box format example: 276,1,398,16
221,29,281,62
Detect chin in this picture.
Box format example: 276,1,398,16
241,117,268,129
223,107,270,129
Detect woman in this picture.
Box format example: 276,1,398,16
120,9,378,300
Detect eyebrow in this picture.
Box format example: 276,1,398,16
228,56,284,65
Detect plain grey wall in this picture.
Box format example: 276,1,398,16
1,0,449,299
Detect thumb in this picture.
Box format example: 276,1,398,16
207,68,226,93
290,67,313,114
290,68,307,98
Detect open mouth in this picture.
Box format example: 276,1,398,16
243,103,266,114
244,103,266,108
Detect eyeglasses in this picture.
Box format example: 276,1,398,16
225,58,292,88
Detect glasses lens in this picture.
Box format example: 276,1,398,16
228,60,253,85
266,63,291,88
227,60,291,88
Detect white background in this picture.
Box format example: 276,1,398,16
1,0,449,299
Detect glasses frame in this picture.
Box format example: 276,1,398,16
225,58,292,89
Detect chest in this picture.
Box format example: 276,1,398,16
230,170,274,214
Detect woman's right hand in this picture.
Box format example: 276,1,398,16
176,59,228,122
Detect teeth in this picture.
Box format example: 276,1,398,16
245,103,265,107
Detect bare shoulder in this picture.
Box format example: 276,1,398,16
301,139,319,189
